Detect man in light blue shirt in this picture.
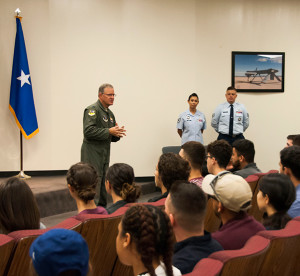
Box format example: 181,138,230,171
211,87,249,145
177,93,206,145
280,146,300,218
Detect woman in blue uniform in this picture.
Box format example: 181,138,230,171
177,93,206,145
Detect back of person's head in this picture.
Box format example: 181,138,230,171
30,229,89,276
67,162,98,204
202,173,252,214
232,139,255,164
207,140,232,169
119,204,174,276
0,177,40,234
280,146,300,180
293,135,300,147
167,181,207,232
181,141,206,171
106,163,140,203
188,93,198,101
258,173,295,229
158,153,190,191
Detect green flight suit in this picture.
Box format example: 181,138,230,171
81,100,119,207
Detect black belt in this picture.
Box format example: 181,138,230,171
220,133,242,138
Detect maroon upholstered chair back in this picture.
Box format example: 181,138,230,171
7,229,48,276
245,174,259,193
6,218,82,276
204,197,222,233
257,219,300,275
183,258,223,276
209,235,270,275
75,207,128,276
0,235,16,276
50,217,83,232
126,197,166,210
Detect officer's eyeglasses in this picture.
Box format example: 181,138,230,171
103,94,117,97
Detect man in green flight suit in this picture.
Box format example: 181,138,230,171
81,83,126,207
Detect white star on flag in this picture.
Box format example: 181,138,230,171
17,69,31,87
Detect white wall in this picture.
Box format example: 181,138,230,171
0,0,299,176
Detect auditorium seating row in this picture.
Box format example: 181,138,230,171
186,217,300,276
0,199,165,276
1,170,297,276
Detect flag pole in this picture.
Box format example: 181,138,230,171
12,8,31,179
17,131,31,179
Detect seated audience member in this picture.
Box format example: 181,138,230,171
0,177,45,234
179,141,206,188
202,173,265,250
30,228,90,276
67,162,107,215
148,153,190,202
105,163,141,214
116,204,181,276
293,135,300,146
165,181,223,274
286,134,298,147
231,139,261,178
280,146,300,218
206,140,232,175
257,173,295,230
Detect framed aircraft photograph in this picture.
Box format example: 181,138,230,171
232,51,285,92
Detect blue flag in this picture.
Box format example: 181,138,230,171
9,17,39,139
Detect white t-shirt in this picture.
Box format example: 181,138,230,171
137,262,182,276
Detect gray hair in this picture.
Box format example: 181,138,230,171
98,83,113,94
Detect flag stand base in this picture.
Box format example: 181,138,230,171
16,171,31,179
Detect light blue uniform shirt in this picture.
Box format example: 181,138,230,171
288,184,300,218
211,102,249,135
177,109,206,145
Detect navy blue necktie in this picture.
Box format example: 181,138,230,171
229,104,234,136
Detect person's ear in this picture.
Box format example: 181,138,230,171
105,180,111,191
169,213,175,227
239,154,245,163
68,184,75,193
217,202,224,213
264,194,270,205
123,232,131,248
283,167,291,177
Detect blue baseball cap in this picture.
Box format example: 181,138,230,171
29,229,89,276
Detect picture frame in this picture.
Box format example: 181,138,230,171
232,51,285,92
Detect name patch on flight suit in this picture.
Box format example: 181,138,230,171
103,116,108,122
88,110,96,116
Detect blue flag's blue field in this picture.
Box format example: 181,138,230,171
9,17,39,139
